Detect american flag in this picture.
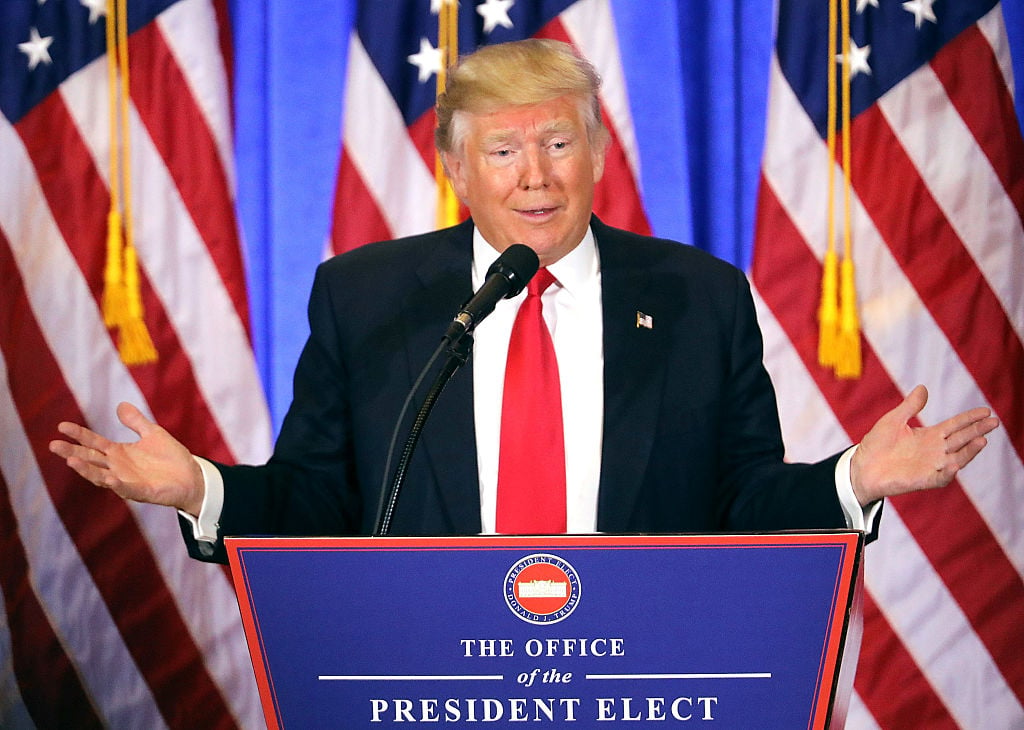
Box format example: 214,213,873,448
1,0,270,727
752,1,1024,728
330,0,650,255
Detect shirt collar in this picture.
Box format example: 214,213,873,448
471,225,599,297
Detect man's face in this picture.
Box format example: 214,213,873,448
442,95,607,267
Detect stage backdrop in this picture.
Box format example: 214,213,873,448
1,1,1022,729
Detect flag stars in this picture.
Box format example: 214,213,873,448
19,27,54,70
902,0,938,29
837,40,872,78
80,0,107,24
856,0,879,12
408,37,443,83
430,0,457,14
477,0,515,34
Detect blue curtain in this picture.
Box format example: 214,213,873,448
230,0,1024,435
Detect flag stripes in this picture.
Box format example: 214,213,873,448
856,592,960,729
753,168,1024,721
754,176,1024,724
0,239,236,728
867,508,1023,725
932,26,1024,216
1,0,269,726
129,20,251,336
0,470,104,730
851,103,1024,453
753,3,1024,726
57,66,267,462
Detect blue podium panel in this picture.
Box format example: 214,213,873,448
226,533,862,729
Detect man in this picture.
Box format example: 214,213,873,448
50,40,997,565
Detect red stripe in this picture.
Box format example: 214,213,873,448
0,469,103,729
408,108,437,174
930,24,1024,222
592,108,652,235
128,22,252,341
330,147,394,254
0,236,239,729
212,0,235,107
856,591,959,729
753,178,1024,707
849,105,1024,461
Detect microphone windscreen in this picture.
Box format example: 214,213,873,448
487,244,540,299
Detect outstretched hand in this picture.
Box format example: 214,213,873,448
851,385,999,507
49,402,205,516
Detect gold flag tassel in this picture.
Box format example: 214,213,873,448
103,0,157,364
834,0,861,378
435,0,460,229
102,0,126,326
817,0,841,369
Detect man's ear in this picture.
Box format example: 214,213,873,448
441,151,468,201
590,130,609,184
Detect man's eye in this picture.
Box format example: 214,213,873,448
493,149,513,157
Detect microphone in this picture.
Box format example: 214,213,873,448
443,244,539,344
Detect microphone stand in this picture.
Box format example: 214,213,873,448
374,333,474,536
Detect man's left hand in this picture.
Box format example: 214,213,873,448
851,384,999,507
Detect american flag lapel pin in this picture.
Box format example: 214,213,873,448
636,311,653,330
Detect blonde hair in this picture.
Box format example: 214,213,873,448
435,39,607,155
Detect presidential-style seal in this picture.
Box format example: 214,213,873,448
504,554,581,625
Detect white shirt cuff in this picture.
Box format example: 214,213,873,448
177,456,224,543
835,445,882,533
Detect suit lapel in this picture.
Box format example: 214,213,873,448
400,221,483,532
593,220,673,532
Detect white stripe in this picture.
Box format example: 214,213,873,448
0,582,36,730
845,691,883,730
59,58,273,466
1,89,262,729
760,57,1024,578
561,0,643,181
878,56,1024,343
865,506,1024,726
0,359,167,729
343,33,435,239
157,0,237,193
978,6,1017,102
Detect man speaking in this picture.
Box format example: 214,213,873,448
50,40,998,564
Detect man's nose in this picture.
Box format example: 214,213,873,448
518,147,550,190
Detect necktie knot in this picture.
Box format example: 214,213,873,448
528,267,556,298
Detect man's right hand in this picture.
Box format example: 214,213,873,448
49,401,205,516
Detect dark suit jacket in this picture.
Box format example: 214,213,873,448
183,217,849,563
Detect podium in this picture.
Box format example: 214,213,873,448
226,532,863,728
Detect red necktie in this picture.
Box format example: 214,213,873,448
496,268,566,534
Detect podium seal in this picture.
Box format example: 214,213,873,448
504,553,581,625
